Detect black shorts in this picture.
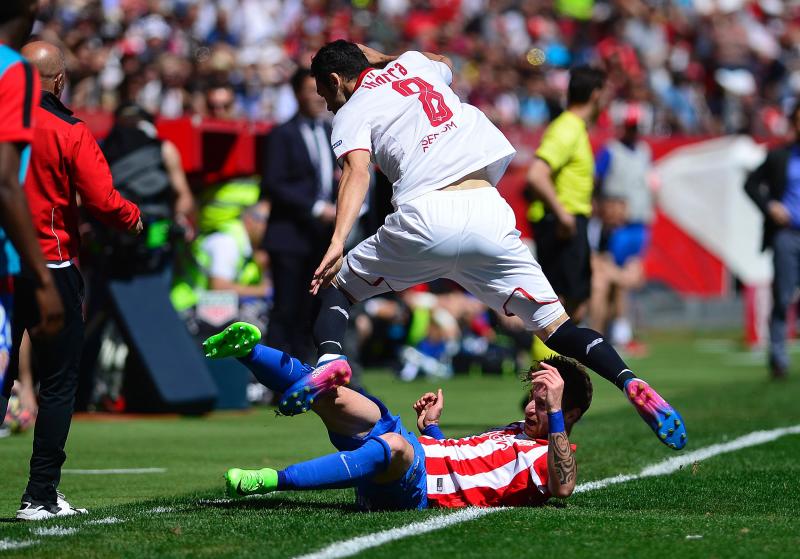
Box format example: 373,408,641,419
532,214,591,305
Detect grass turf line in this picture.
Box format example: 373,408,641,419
297,424,800,559
0,331,798,558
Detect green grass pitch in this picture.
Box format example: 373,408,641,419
1,331,799,558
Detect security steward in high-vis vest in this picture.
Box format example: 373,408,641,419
171,179,269,335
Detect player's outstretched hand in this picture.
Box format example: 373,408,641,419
310,240,344,295
414,388,444,431
529,362,564,413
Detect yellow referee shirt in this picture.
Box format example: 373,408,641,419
528,110,594,222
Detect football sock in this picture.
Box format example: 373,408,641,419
277,437,392,490
544,320,635,390
238,344,308,393
314,287,352,361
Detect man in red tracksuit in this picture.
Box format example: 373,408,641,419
8,40,142,520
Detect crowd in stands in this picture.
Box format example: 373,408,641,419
32,0,800,136
6,0,796,422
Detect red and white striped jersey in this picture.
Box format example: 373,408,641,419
420,422,564,508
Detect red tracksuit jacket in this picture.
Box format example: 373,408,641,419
24,91,140,262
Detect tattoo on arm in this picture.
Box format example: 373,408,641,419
551,432,576,486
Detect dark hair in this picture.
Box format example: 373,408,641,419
291,67,313,93
310,40,370,83
524,356,593,416
567,65,606,106
0,0,30,24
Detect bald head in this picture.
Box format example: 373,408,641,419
22,40,66,97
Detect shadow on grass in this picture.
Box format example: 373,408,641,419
194,495,361,513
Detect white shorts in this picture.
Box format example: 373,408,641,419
335,187,564,331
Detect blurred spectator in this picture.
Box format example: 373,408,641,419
744,101,800,380
260,67,337,363
205,84,239,120
589,112,654,353
398,291,460,382
79,103,194,410
23,0,800,138
23,0,800,397
172,179,271,338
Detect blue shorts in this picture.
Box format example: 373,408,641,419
607,223,649,267
328,395,428,511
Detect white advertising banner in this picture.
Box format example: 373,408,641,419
655,136,772,285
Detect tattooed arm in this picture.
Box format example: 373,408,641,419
547,430,577,498
530,363,578,498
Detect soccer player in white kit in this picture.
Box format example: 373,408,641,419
295,40,686,451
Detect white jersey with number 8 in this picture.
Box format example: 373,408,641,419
330,51,516,207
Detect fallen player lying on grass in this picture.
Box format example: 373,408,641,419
204,322,592,509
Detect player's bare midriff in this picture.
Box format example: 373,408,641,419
440,168,492,191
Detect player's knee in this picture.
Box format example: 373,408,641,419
379,433,414,468
379,433,411,457
370,433,414,483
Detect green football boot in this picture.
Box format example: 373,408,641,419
224,467,278,498
202,322,261,359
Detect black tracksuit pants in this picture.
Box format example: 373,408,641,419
9,266,84,503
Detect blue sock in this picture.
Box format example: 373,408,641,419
238,344,310,392
277,437,392,490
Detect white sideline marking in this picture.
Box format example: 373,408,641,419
198,493,279,506
87,517,123,525
0,539,36,551
295,507,499,559
147,506,174,514
62,468,166,475
30,526,78,537
576,424,800,493
294,424,800,559
198,499,232,505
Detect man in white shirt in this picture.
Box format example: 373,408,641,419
287,41,685,451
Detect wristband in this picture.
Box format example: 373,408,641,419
548,410,565,434
422,424,446,440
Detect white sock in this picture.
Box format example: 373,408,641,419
317,353,342,365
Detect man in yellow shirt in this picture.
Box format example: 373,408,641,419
527,66,606,322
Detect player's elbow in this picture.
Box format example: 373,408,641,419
343,165,371,191
550,483,575,499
